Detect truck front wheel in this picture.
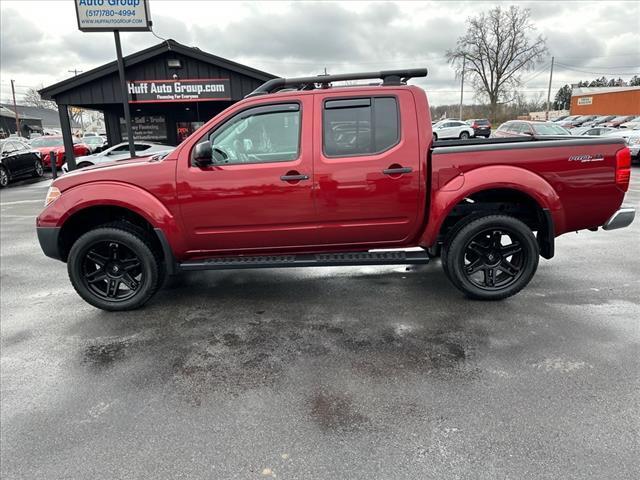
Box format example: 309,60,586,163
67,225,162,311
442,215,539,300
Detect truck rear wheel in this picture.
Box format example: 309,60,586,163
67,225,162,311
442,215,539,300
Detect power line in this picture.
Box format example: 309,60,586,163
557,63,640,69
556,53,640,59
520,63,552,85
555,62,640,76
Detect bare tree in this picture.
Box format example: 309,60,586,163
447,6,547,120
22,87,58,110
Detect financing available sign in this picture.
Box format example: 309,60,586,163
120,115,167,141
127,79,232,103
75,0,151,32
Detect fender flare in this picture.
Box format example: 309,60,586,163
38,181,186,259
419,165,566,250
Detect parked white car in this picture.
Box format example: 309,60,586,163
606,127,640,163
619,116,640,129
62,141,172,172
432,119,475,140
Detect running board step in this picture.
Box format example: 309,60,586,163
178,250,429,271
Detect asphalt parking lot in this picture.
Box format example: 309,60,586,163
1,170,639,479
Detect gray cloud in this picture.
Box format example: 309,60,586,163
1,1,638,106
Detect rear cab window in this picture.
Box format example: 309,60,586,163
323,96,399,157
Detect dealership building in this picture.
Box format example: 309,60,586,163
570,86,640,115
40,39,275,152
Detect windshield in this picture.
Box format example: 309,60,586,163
611,116,630,122
30,137,64,147
532,123,569,135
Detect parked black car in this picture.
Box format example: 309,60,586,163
0,139,44,188
563,115,598,129
581,115,616,128
466,118,492,138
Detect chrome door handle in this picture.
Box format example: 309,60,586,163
280,174,309,181
383,167,413,175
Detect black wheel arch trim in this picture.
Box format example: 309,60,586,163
37,227,63,261
154,228,177,275
538,208,555,259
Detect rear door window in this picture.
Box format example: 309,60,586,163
323,96,399,157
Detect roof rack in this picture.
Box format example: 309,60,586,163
246,68,428,98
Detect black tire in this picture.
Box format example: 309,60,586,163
459,131,470,140
32,159,44,178
432,133,438,142
440,212,486,279
0,166,8,188
443,215,539,300
67,224,163,311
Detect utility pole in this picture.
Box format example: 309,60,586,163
68,69,85,135
10,80,20,137
545,56,555,120
459,56,466,121
114,31,136,158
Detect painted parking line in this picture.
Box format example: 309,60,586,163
0,199,44,206
24,180,53,189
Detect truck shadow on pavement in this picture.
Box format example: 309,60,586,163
74,264,496,407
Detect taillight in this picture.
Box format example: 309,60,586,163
472,122,477,128
615,147,631,192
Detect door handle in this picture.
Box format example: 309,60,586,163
383,166,413,175
280,173,310,182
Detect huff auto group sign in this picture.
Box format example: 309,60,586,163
75,0,151,32
127,79,232,103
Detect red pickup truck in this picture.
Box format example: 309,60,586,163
36,69,635,311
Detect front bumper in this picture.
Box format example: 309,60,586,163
602,208,635,231
37,227,63,260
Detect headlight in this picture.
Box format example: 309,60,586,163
44,186,61,206
628,137,640,145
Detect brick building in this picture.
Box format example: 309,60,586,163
570,86,640,115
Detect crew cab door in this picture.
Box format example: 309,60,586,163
312,90,422,246
176,97,316,254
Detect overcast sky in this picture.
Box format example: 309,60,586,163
1,0,639,106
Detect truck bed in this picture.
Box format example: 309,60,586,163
432,135,623,151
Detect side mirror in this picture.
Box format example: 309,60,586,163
193,140,213,166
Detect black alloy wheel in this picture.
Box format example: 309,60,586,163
443,215,539,300
68,225,162,310
33,159,44,177
0,166,8,188
81,240,143,302
462,228,525,290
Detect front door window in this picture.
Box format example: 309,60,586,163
209,105,300,165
